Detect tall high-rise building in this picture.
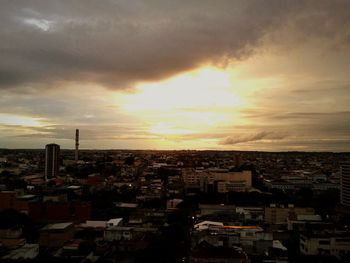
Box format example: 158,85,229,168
75,129,79,162
341,162,350,207
45,143,60,181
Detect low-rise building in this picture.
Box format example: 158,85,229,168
104,226,158,241
300,232,350,259
1,244,39,261
190,241,251,263
183,168,251,193
39,222,74,248
287,214,322,231
264,204,315,225
199,204,236,216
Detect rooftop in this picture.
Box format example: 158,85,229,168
41,222,73,231
2,244,39,260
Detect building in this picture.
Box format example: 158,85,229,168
0,191,16,211
287,214,323,231
167,198,183,210
39,222,74,248
45,143,60,181
28,201,91,223
183,168,251,193
104,226,158,242
75,129,79,162
264,204,315,225
1,244,39,261
190,241,251,263
236,207,264,222
0,191,38,213
193,222,271,250
300,232,350,259
0,227,24,251
199,204,236,216
341,162,350,207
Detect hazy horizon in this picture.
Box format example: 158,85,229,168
2,146,350,154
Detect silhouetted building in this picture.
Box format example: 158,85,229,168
341,162,350,207
75,129,79,162
45,143,60,181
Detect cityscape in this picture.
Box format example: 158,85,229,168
0,133,350,262
1,1,350,263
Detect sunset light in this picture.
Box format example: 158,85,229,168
121,67,243,112
0,114,47,127
115,67,246,141
1,0,349,151
1,2,350,260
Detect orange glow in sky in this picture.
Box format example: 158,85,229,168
114,67,248,146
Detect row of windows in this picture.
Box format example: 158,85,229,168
341,191,350,199
342,188,350,195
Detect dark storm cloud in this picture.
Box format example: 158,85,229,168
1,0,349,90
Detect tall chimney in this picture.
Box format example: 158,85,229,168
75,129,79,162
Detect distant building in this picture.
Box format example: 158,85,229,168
341,162,350,207
75,129,79,162
45,143,60,181
300,232,350,258
28,201,91,223
167,198,183,210
264,204,315,225
104,226,158,242
199,204,236,216
183,168,251,193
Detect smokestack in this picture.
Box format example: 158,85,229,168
75,129,79,162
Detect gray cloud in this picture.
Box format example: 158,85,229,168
1,1,350,151
9,124,151,140
1,0,349,90
242,110,350,121
220,131,287,145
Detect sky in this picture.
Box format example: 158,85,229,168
1,0,350,151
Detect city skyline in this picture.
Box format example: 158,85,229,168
1,1,350,151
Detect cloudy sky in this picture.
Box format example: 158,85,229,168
1,0,350,151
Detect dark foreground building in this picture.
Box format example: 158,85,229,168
341,162,350,207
